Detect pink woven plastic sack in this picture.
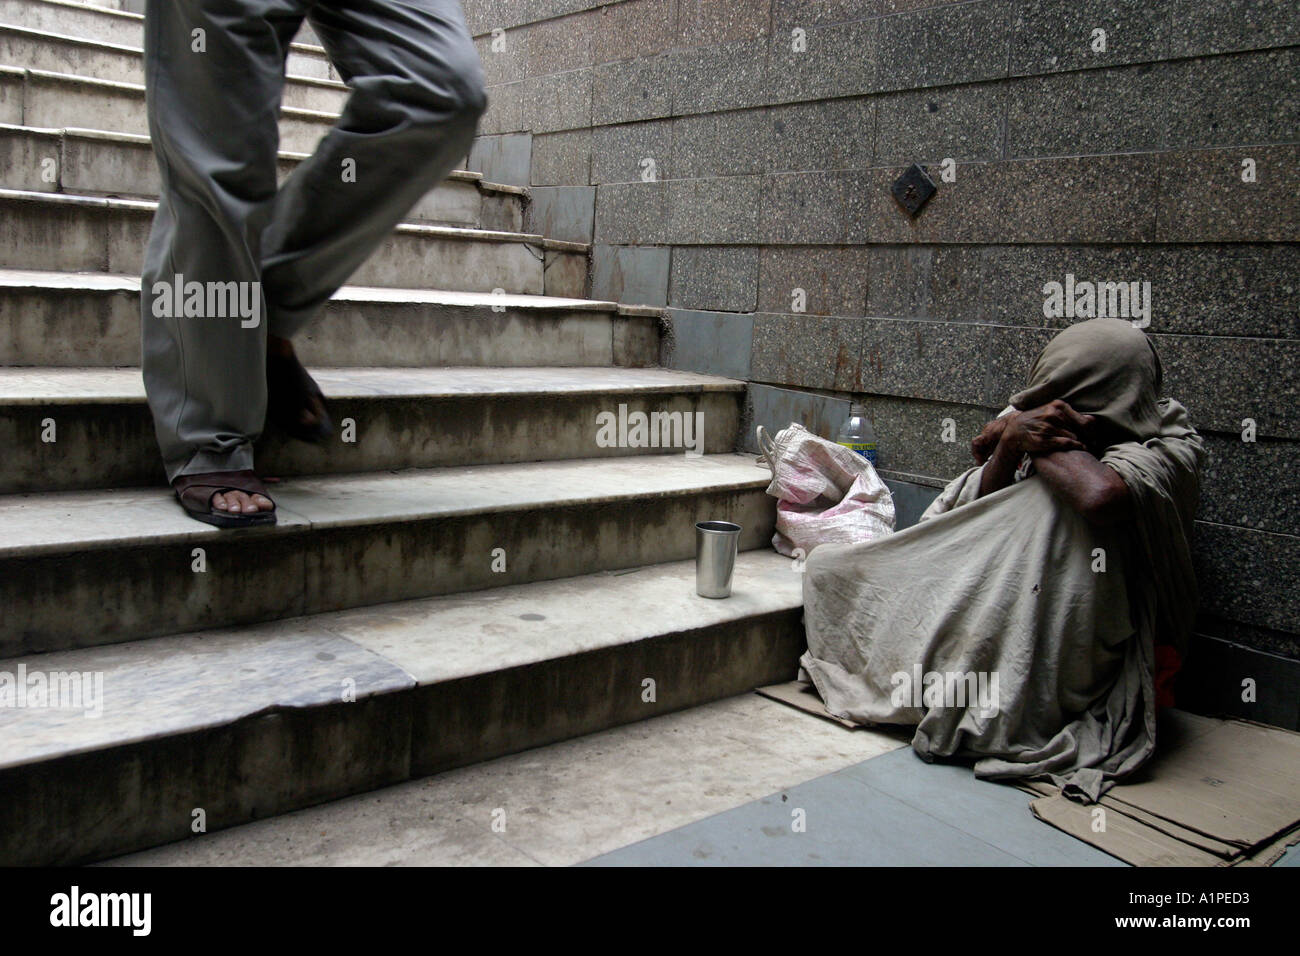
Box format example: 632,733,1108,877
757,423,894,557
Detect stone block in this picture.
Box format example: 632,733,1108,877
591,243,671,304
669,245,760,312
756,245,871,316
877,0,1010,92
751,311,868,390
530,128,592,185
528,185,596,242
592,55,675,125
664,308,756,379
875,84,1005,165
592,119,674,184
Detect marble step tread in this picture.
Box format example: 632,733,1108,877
0,61,343,122
0,451,771,558
1,63,355,150
0,0,331,64
0,270,662,370
0,364,738,493
0,549,802,773
0,20,341,86
0,364,743,404
0,121,528,197
0,187,586,253
0,268,624,309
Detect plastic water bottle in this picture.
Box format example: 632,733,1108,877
836,403,877,466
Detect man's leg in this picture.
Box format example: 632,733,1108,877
259,0,488,339
141,0,304,513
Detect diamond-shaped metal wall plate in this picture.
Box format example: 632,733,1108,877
891,163,937,217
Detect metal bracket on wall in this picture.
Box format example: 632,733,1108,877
891,164,937,217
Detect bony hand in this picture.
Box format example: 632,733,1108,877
971,417,1009,464
1003,400,1095,456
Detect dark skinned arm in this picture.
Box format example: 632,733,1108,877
976,399,1086,499
974,399,1131,525
976,432,1024,498
1031,449,1132,526
971,416,1009,465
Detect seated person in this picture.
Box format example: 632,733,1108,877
799,318,1204,802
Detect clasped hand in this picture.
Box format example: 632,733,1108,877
971,400,1096,464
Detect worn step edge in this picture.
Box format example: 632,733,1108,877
0,120,524,193
0,270,651,370
0,186,582,251
0,452,769,558
0,364,744,404
1,454,774,656
0,267,604,307
0,63,341,123
0,366,744,489
0,550,803,865
0,0,331,62
0,21,344,88
0,550,801,769
0,123,530,214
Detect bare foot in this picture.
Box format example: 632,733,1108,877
210,490,275,514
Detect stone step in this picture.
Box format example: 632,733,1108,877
2,0,332,77
0,123,525,230
0,549,802,865
0,65,344,153
0,452,775,657
53,0,324,47
0,189,587,296
0,0,335,78
0,365,744,492
1,0,144,46
0,271,655,368
0,21,348,111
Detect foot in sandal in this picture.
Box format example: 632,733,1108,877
266,334,333,443
173,470,276,528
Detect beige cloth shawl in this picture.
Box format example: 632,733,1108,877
799,320,1204,801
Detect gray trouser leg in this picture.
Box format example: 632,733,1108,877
263,0,488,337
141,0,487,482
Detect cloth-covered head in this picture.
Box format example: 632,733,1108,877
1010,318,1164,444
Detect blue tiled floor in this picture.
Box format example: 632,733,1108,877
584,746,1124,866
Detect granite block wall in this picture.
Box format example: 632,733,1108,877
463,0,1300,724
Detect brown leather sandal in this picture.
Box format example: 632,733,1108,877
172,470,277,528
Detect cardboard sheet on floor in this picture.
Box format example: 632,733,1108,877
1030,794,1227,866
1232,823,1300,867
763,681,1300,867
756,679,859,729
1030,797,1300,867
1029,710,1300,866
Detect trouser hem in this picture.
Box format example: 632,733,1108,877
167,444,256,484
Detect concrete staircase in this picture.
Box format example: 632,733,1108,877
0,0,799,865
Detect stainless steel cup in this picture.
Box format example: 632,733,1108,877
695,520,742,598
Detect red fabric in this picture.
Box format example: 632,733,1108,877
1154,644,1181,711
